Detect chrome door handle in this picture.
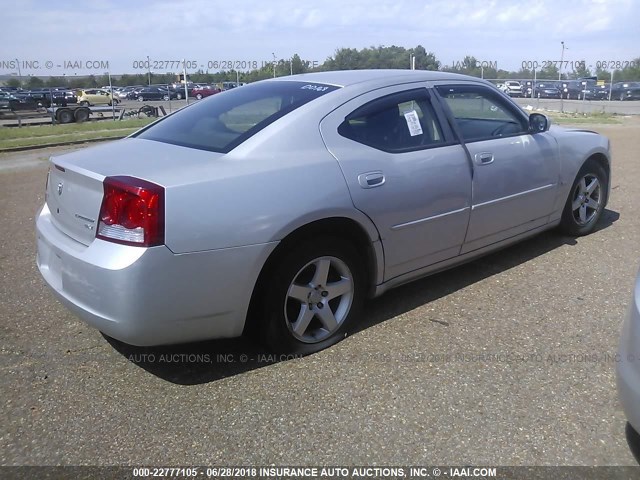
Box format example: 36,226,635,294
358,171,386,189
475,152,494,165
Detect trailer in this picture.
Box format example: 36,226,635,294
46,105,120,124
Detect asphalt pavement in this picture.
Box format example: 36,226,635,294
1,119,640,466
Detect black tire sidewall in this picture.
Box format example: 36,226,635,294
560,160,608,236
260,237,366,355
74,109,89,122
58,110,73,123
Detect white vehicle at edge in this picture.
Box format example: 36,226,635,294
617,267,640,435
500,80,523,97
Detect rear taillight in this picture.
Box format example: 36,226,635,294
97,176,164,247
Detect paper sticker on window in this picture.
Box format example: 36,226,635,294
403,110,423,137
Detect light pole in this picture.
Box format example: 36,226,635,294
272,53,277,78
147,55,151,85
15,59,22,86
559,41,566,81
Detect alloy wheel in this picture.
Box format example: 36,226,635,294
571,174,601,225
284,256,354,343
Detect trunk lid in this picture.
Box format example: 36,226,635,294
46,138,224,246
46,163,105,246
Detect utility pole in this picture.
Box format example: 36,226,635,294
147,55,151,85
559,41,566,81
272,53,277,78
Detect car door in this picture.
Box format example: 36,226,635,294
434,84,560,253
320,85,472,281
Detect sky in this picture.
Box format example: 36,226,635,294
1,0,638,77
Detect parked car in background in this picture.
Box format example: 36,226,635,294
593,84,611,100
26,89,76,107
617,266,640,438
130,86,178,101
559,80,596,100
77,89,118,106
191,85,222,100
500,80,523,97
221,81,245,90
169,82,197,99
0,91,40,111
116,86,141,99
36,70,611,354
611,82,640,101
533,82,562,99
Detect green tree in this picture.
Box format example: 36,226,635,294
594,65,610,81
6,78,22,88
296,54,313,74
45,76,68,87
613,57,640,81
570,60,592,79
537,63,559,80
409,45,440,71
26,76,44,88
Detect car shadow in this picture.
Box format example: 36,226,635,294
107,209,619,385
626,423,640,465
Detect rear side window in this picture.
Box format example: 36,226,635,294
134,81,339,153
338,89,444,153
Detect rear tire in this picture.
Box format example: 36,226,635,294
559,159,608,236
74,108,90,123
259,237,365,355
56,109,74,124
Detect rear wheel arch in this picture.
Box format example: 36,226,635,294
244,217,379,337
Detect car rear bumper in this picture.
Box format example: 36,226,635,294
616,273,640,433
36,203,277,346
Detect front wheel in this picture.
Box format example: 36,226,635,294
137,96,144,102
559,159,608,236
259,237,365,354
196,93,203,100
176,93,182,100
163,95,170,101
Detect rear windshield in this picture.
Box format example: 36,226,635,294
134,81,340,153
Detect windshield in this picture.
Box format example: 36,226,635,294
134,81,340,153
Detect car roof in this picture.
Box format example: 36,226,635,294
269,69,481,88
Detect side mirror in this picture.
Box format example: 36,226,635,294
529,113,550,133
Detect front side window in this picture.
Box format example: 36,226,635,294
135,81,339,153
436,85,527,142
338,89,444,153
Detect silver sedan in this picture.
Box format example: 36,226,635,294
36,70,611,354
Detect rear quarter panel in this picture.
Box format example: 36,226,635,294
163,108,380,254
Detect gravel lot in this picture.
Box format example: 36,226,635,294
1,119,640,467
